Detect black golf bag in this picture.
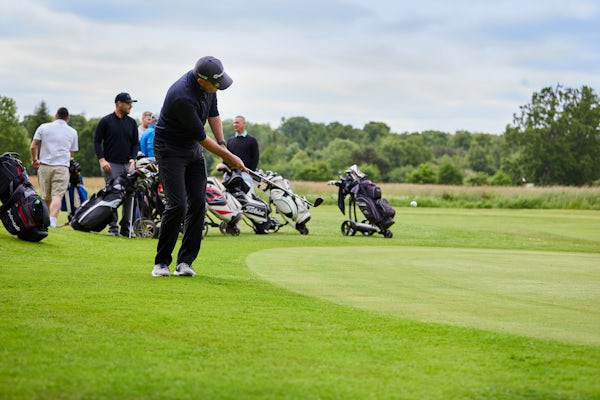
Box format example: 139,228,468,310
0,152,50,242
354,180,395,230
70,175,129,232
330,164,395,238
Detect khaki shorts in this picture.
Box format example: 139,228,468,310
37,164,69,199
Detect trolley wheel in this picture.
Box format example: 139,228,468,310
219,221,241,236
228,225,241,236
341,220,356,236
296,222,309,235
219,221,229,235
133,218,158,238
384,230,393,239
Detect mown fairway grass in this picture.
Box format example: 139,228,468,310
0,204,599,399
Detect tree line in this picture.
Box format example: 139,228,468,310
1,85,599,186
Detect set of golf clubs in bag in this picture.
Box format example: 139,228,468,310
1,152,396,240
70,157,323,238
203,163,323,237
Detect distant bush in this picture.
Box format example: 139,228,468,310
491,171,512,186
466,172,490,186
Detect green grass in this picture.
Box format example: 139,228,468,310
1,206,599,399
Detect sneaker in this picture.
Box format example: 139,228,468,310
174,262,196,277
108,230,120,237
152,264,170,277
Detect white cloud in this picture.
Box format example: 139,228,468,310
1,0,599,134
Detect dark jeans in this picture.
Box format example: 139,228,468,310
102,163,133,235
154,141,207,266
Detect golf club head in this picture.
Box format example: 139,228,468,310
313,197,324,207
216,163,231,173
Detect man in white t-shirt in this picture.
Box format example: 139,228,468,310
30,107,79,227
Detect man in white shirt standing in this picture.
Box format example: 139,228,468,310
30,107,78,227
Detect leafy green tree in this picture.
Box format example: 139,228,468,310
295,161,331,181
453,130,472,150
284,142,302,162
465,172,490,186
379,134,405,169
358,163,382,182
398,134,432,167
0,96,30,160
363,121,391,143
467,141,491,173
490,171,512,186
278,116,312,149
75,117,100,177
505,85,600,185
21,101,52,139
326,122,368,145
421,130,454,158
437,157,463,185
350,146,390,180
320,138,359,173
407,163,437,184
387,166,414,183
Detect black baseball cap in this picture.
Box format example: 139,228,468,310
193,56,233,90
115,92,137,103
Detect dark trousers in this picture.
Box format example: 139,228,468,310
154,141,207,266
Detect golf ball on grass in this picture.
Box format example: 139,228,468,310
410,200,417,207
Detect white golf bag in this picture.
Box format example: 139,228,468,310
258,170,311,235
216,164,282,234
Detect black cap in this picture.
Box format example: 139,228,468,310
115,92,137,103
193,56,233,90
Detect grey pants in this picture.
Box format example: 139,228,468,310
102,162,133,235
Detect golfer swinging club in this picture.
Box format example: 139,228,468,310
151,56,246,277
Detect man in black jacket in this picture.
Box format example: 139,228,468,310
151,56,245,277
226,115,259,194
93,92,139,237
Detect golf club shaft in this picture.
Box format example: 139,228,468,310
247,169,321,208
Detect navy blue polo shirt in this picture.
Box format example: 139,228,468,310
154,70,219,148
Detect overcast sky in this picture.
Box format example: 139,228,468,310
1,0,598,134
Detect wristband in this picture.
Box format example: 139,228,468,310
218,140,226,146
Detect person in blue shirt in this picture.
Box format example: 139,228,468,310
139,112,158,158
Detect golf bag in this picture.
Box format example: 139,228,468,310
70,174,129,232
0,152,50,242
126,157,163,238
218,165,281,234
205,176,242,236
355,180,395,230
256,170,311,235
61,158,88,221
330,164,395,238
